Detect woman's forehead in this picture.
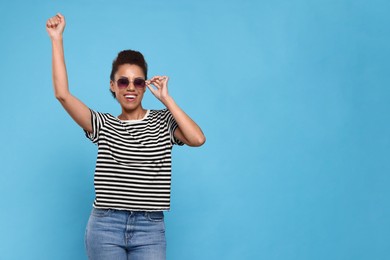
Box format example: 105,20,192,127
116,64,144,77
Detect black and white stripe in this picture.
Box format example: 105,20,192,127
85,109,183,211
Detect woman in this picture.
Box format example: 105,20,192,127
46,13,205,260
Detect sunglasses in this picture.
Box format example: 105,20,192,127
117,77,146,89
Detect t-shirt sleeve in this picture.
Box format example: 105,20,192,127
84,109,106,144
165,109,184,146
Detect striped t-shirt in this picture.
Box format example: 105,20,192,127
85,108,183,211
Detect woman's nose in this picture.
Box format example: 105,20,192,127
127,83,135,91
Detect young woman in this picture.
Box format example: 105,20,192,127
46,13,205,260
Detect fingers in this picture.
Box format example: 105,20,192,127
46,17,60,28
150,76,168,82
56,13,64,19
146,76,170,101
148,76,169,88
46,13,64,28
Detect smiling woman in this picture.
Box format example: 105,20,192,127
46,12,205,260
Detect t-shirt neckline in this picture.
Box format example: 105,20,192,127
117,110,150,123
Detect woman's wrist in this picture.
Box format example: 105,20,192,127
50,35,63,42
161,95,175,108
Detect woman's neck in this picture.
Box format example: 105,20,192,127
118,107,147,120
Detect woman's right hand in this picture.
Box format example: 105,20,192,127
46,13,66,40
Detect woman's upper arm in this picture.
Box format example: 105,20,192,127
173,127,188,145
57,93,92,133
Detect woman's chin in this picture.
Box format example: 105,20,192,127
120,101,142,111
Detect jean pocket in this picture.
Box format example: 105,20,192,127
146,211,164,222
91,208,112,217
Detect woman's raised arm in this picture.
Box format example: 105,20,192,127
147,76,206,147
46,13,92,133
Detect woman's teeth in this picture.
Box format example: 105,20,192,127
125,95,136,100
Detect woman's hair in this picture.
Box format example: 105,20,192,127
109,50,148,98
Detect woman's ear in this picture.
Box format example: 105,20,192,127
110,80,115,92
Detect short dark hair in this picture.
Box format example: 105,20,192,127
110,50,148,98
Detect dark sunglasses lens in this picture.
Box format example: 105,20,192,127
134,78,146,88
117,78,129,88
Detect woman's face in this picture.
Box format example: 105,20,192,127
110,64,147,111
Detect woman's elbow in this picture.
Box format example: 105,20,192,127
199,135,206,146
55,91,70,103
55,94,65,102
190,135,206,147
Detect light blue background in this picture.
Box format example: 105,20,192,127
0,0,389,259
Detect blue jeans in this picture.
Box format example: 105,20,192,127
85,208,166,260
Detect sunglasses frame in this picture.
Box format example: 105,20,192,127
116,77,146,89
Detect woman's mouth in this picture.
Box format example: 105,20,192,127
124,94,136,102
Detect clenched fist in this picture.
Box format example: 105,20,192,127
46,13,66,40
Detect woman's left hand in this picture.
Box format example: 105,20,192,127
146,76,170,102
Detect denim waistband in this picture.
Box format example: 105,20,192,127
92,207,164,216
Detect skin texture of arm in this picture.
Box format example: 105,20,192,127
46,13,92,133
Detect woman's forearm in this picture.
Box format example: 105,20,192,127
51,37,70,100
163,96,206,147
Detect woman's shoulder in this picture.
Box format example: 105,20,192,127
148,108,171,119
149,108,168,114
89,109,119,124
